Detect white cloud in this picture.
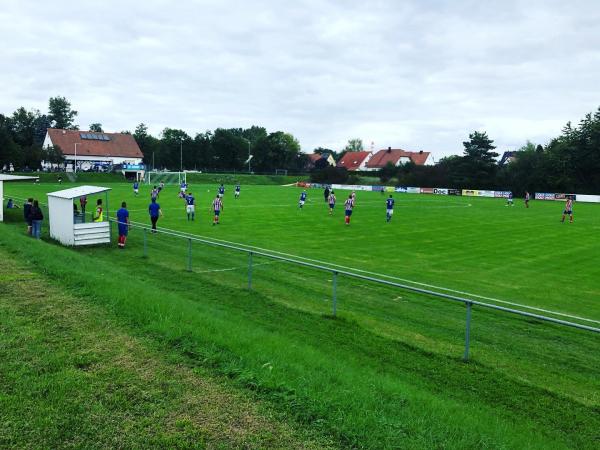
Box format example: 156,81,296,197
1,0,599,157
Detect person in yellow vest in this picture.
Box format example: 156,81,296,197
93,199,104,222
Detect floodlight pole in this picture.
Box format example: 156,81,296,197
180,139,183,172
243,138,251,173
74,143,78,173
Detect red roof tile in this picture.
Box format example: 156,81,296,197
366,149,430,168
46,128,143,159
336,151,371,171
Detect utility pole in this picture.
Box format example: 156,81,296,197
74,143,78,173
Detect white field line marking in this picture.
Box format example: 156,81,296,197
194,261,277,274
125,219,600,325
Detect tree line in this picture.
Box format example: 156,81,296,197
1,97,599,194
373,108,600,195
0,97,307,173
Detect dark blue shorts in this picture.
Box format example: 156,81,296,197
118,224,128,236
329,203,335,209
563,209,572,215
345,210,352,217
214,210,221,216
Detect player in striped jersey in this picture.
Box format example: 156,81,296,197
561,197,574,223
525,191,530,208
212,195,223,225
328,191,336,215
344,195,354,225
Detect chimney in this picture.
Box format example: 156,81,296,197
387,146,391,153
419,150,423,154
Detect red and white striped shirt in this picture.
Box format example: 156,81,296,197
344,199,353,211
212,198,223,211
328,194,336,204
565,199,573,211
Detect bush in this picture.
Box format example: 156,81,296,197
310,166,349,184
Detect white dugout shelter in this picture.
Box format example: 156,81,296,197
47,185,111,246
0,174,39,222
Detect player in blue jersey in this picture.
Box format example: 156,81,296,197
218,184,225,198
133,181,139,196
116,202,130,248
506,192,514,206
328,191,336,215
149,198,162,232
185,192,195,221
235,184,240,199
386,195,395,222
299,190,307,208
180,181,188,194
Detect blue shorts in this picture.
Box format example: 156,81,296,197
329,203,335,209
345,210,352,217
118,224,128,236
214,210,220,216
563,209,572,215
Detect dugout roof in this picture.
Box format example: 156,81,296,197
47,185,111,199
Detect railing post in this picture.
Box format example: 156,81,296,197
463,302,472,361
332,271,338,317
143,227,148,258
248,252,253,290
187,238,192,272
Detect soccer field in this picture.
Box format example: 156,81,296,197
7,180,600,320
3,179,600,448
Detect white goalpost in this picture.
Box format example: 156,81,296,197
145,171,187,185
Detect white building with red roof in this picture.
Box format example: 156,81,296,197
336,151,373,171
43,128,144,172
365,147,433,170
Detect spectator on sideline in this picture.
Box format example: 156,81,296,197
116,202,130,248
30,200,44,239
149,198,162,233
93,199,103,222
24,198,33,235
324,185,330,203
7,198,19,209
79,195,88,218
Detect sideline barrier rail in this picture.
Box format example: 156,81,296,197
109,218,600,362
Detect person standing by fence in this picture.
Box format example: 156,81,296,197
116,202,130,248
149,198,162,233
24,198,33,235
30,200,44,239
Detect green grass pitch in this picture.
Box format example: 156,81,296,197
2,179,599,448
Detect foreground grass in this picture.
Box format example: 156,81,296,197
1,224,599,448
0,246,332,449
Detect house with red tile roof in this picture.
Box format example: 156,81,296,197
365,147,432,170
336,151,373,171
43,128,144,172
306,152,336,170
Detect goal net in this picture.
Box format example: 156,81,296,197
275,169,288,176
145,171,187,185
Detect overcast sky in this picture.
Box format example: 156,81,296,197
1,0,599,158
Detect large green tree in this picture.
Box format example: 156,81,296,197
48,96,78,129
89,123,103,132
344,138,364,152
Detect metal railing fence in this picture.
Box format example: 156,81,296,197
108,218,600,361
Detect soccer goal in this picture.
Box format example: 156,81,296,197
145,171,187,185
275,169,288,176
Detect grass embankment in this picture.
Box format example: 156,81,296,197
0,244,332,449
0,223,599,448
